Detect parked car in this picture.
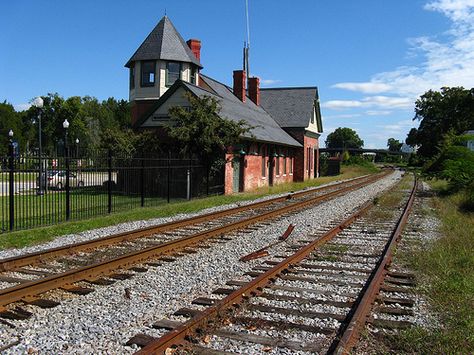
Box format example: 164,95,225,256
37,171,84,190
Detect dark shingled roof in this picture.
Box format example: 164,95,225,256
125,16,202,68
136,76,301,148
259,87,318,128
193,75,301,147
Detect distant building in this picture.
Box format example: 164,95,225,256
400,143,416,154
126,16,323,194
463,130,474,151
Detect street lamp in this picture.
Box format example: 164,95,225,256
63,119,70,154
63,119,70,221
75,138,79,157
32,97,44,195
8,130,14,230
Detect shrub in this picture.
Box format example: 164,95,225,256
461,180,474,211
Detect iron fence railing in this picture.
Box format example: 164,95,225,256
0,147,224,233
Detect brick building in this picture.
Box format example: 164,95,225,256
126,16,323,194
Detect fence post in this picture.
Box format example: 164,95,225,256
108,149,112,213
8,141,14,231
140,158,145,207
206,161,210,196
167,151,170,203
186,158,191,200
65,143,70,221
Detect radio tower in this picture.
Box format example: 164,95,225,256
244,0,250,79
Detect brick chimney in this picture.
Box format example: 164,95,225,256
233,70,246,102
186,39,201,61
248,77,260,106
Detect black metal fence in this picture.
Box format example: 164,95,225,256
0,147,224,233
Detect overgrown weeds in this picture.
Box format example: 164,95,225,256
383,182,474,353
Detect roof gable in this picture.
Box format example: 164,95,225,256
125,16,202,68
260,87,319,129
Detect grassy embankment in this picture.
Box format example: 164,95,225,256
0,164,378,251
386,179,474,353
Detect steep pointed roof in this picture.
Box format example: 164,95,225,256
125,16,202,68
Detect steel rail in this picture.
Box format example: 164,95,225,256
135,199,378,354
0,172,389,310
333,176,418,354
0,172,389,273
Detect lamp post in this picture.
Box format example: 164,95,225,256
8,129,14,230
75,138,79,158
75,137,81,181
63,119,70,220
33,97,44,195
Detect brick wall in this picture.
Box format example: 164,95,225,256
282,128,320,181
224,143,296,194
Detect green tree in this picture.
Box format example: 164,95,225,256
405,128,418,146
0,101,24,155
167,93,252,165
411,87,474,158
325,127,364,149
387,138,402,152
21,94,133,155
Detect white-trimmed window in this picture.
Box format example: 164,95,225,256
130,64,135,89
166,62,181,87
190,66,197,85
141,60,155,87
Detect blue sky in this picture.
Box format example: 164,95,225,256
1,0,473,148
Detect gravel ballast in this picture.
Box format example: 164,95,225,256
0,171,402,354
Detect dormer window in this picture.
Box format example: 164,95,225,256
166,62,181,87
130,64,135,89
141,60,156,87
190,66,197,85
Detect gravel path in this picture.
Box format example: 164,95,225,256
0,171,402,354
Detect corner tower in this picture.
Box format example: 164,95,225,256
125,16,203,126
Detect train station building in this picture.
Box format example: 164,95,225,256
126,16,323,194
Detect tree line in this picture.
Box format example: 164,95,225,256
0,93,135,157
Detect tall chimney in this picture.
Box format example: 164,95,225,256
233,70,246,102
248,77,260,106
186,39,201,61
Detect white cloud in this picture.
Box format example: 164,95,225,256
425,0,474,22
328,1,474,104
332,82,392,94
322,96,413,110
365,110,392,116
362,96,413,109
260,79,282,85
14,103,31,112
378,119,418,134
322,100,364,109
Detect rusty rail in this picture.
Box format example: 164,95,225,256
135,200,377,354
0,172,389,273
0,172,389,310
333,176,418,354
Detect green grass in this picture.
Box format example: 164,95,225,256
0,172,37,182
384,181,474,353
0,164,378,251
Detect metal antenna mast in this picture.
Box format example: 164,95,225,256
244,0,250,79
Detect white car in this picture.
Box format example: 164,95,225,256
37,171,84,190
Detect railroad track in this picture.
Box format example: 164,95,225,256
128,173,417,354
0,171,392,318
